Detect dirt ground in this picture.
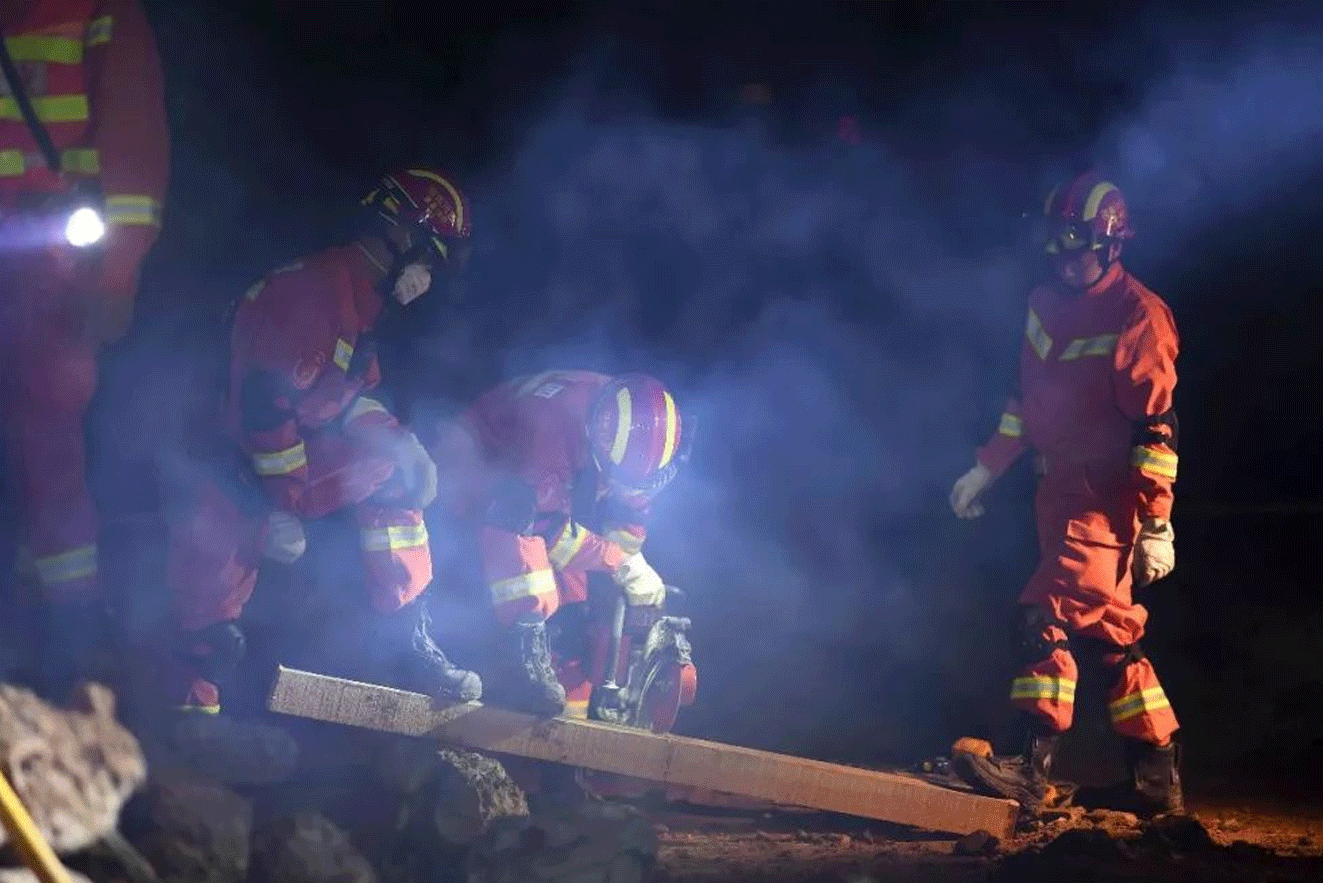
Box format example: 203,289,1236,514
651,793,1323,883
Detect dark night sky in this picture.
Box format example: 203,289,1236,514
96,1,1323,772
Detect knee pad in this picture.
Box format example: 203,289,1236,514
239,370,296,433
547,601,589,660
177,620,246,684
482,476,538,535
1013,605,1070,665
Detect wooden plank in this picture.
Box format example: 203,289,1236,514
267,666,1016,838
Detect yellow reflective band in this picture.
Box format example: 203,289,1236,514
610,388,632,465
251,442,307,477
243,279,266,301
105,194,162,227
174,704,221,715
361,522,429,553
86,16,114,47
1083,182,1119,221
0,148,100,177
3,34,83,64
0,94,89,123
606,528,644,556
345,396,388,423
1059,334,1119,361
1025,309,1052,360
333,338,354,371
489,569,558,605
33,543,98,586
562,699,590,720
1131,446,1178,480
547,522,589,569
1108,686,1170,723
998,412,1023,438
658,390,679,468
1010,675,1077,703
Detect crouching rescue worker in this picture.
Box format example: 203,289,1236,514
432,370,696,726
162,167,481,713
0,0,168,695
949,172,1183,817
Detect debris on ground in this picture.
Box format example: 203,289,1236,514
0,682,146,853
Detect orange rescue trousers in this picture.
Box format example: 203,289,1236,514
0,238,101,603
1008,478,1179,746
162,429,431,710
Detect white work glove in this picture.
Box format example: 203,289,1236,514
1133,518,1175,588
949,463,994,519
263,510,307,564
612,552,667,607
391,430,439,510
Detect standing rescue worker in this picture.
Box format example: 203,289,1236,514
0,0,168,691
433,369,695,721
162,167,481,713
949,172,1183,816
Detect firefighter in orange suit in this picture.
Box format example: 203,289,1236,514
948,172,1183,816
0,0,168,692
162,167,482,713
432,370,694,720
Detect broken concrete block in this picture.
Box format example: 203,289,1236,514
466,801,658,883
430,749,530,845
0,867,93,883
130,777,252,883
250,812,377,883
0,681,146,853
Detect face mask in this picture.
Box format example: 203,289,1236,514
392,262,432,305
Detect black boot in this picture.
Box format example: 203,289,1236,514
1127,740,1184,817
503,615,566,717
382,600,483,702
953,732,1061,813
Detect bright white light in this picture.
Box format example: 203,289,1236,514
65,206,106,247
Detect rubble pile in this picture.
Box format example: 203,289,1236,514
993,812,1323,883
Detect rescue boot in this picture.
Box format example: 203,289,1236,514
385,600,483,702
953,732,1061,813
1126,739,1184,817
503,615,566,717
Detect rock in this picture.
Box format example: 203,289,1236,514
130,777,252,883
155,714,299,786
0,681,146,853
1036,828,1133,862
1139,814,1216,857
953,829,999,857
0,868,93,883
250,812,377,883
431,749,529,845
1082,809,1140,827
830,834,851,847
466,801,658,883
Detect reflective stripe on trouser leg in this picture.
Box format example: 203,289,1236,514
164,477,264,710
1107,656,1179,745
359,506,433,611
557,657,592,719
11,388,98,595
1009,636,1079,733
482,526,561,625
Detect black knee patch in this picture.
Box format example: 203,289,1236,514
482,476,538,535
1014,606,1070,665
177,621,246,684
238,370,296,433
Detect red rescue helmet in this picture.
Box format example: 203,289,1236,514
587,374,684,497
1040,171,1133,254
362,166,472,264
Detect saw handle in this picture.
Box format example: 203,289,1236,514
602,593,627,689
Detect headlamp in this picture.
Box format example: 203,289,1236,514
64,202,106,248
